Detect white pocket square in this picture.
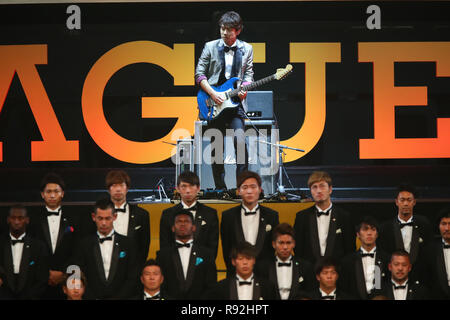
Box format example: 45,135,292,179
201,221,207,226
266,224,272,232
135,225,142,230
298,276,304,283
419,237,423,243
336,228,342,234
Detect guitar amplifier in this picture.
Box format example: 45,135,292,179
246,91,274,120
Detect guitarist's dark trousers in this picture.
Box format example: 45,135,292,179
206,105,248,190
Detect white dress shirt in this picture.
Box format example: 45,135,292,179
276,256,293,300
10,233,26,274
392,279,408,300
316,204,332,256
182,200,197,220
46,206,61,254
113,202,129,236
443,240,450,286
319,288,336,300
221,39,237,80
360,247,377,293
176,239,193,279
236,274,254,300
98,230,115,280
241,204,260,246
398,216,413,253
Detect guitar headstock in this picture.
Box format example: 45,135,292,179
274,64,293,80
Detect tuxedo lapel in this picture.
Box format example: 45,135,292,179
406,284,414,300
252,279,261,300
234,208,246,245
288,261,300,299
309,212,321,260
193,206,203,240
3,241,16,292
93,238,107,283
354,255,367,299
392,221,405,251
55,212,68,250
40,214,52,251
184,247,197,292
409,224,420,264
254,209,267,256
127,204,137,237
171,248,185,288
217,43,225,76
17,237,31,292
229,278,238,300
107,238,120,283
231,44,242,78
268,259,279,298
324,210,337,257
435,244,449,295
386,284,395,300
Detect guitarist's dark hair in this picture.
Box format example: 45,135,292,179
218,11,243,32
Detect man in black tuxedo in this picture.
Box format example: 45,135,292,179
378,184,432,283
106,170,150,264
380,250,430,300
340,216,390,300
156,209,216,300
255,223,315,300
306,257,354,300
293,171,355,265
207,241,276,300
28,173,82,299
0,204,49,300
160,171,219,258
132,259,169,300
74,198,139,300
424,209,450,299
221,171,279,276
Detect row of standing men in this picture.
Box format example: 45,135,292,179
0,169,448,300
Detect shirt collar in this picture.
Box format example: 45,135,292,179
315,203,333,213
242,204,259,213
236,273,254,282
176,239,194,245
361,246,377,254
46,206,61,213
392,279,408,287
115,202,127,210
97,229,115,238
276,255,293,263
144,290,160,298
220,39,238,48
10,233,26,240
319,288,336,297
181,201,197,210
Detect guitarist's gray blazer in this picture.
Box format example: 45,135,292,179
195,39,254,112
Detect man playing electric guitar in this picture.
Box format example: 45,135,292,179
195,11,253,190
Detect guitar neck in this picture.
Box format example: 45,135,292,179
228,74,276,98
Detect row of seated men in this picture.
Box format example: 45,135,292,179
0,169,448,300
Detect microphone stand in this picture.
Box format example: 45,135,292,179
258,140,305,201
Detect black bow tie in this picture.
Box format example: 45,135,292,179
11,239,25,246
46,209,61,216
399,222,414,229
238,280,252,286
278,262,292,267
145,294,161,300
316,209,331,217
176,242,191,248
243,206,258,216
360,252,375,258
185,204,198,212
444,244,450,249
115,205,127,213
393,284,407,290
98,236,113,243
321,295,335,300
224,46,237,53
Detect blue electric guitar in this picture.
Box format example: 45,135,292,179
197,64,293,121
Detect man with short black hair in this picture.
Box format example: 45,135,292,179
0,204,49,299
207,241,276,300
73,198,139,300
256,223,315,300
379,184,432,283
105,170,150,264
133,259,168,300
156,209,216,300
221,171,279,276
160,171,219,258
306,257,353,300
380,250,429,300
29,172,81,299
340,216,390,299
